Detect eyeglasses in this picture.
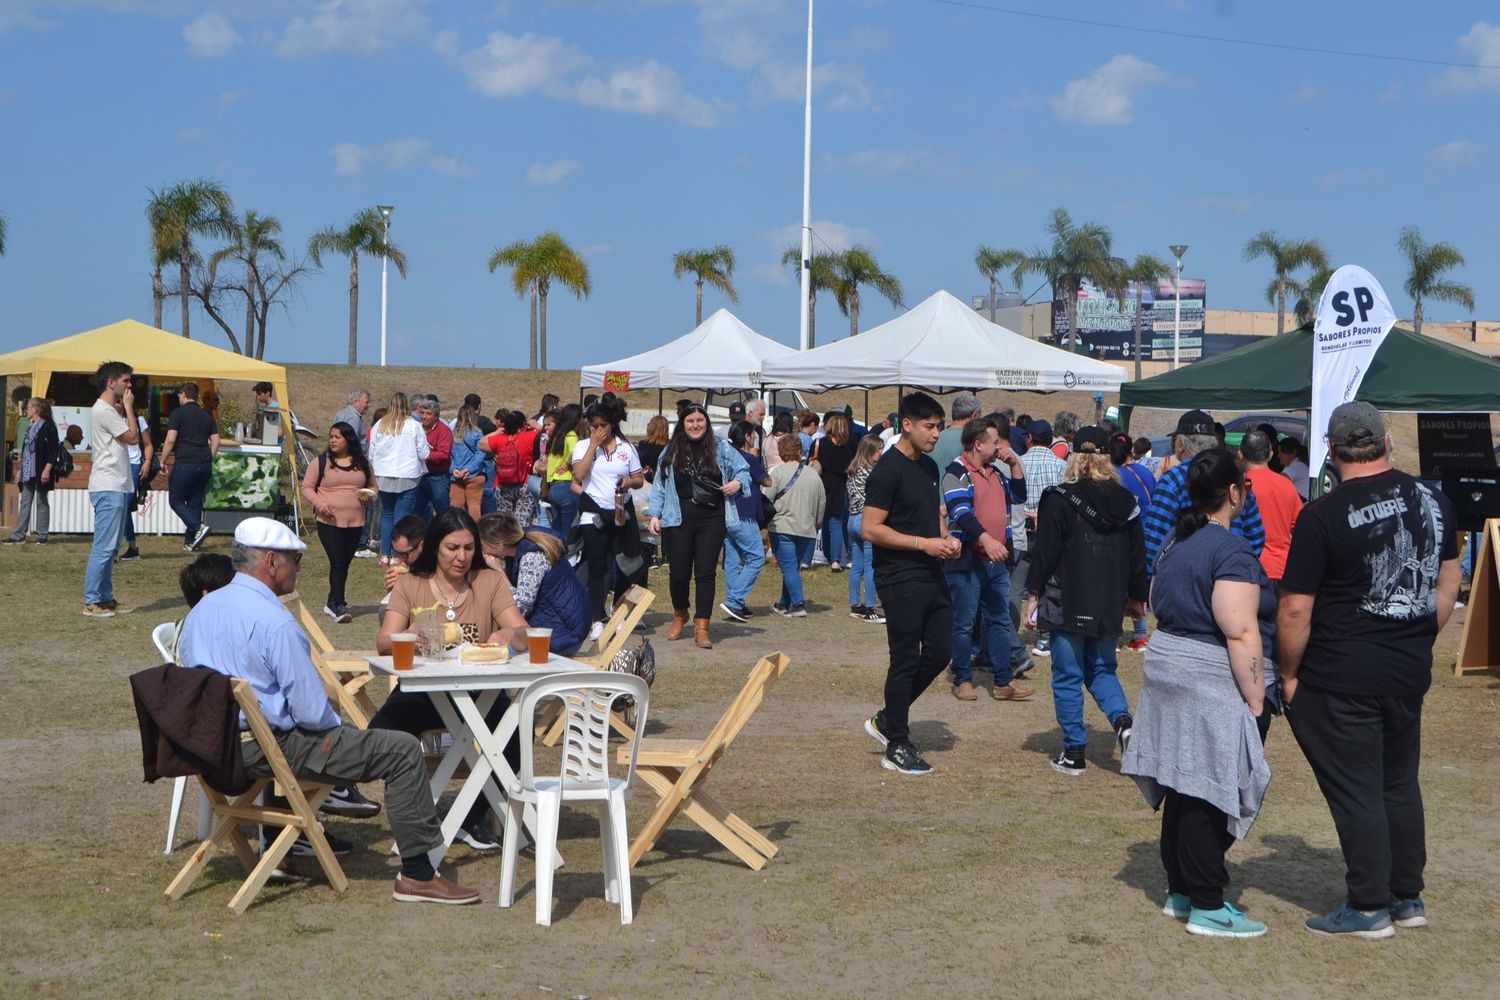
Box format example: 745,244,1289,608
274,551,303,566
391,546,417,562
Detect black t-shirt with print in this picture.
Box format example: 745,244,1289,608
864,444,943,586
1280,469,1457,696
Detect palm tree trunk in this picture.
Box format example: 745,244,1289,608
244,294,254,358
696,279,704,326
179,249,192,338
989,275,997,322
808,288,817,349
152,269,164,329
850,289,860,339
347,253,360,365
528,282,538,371
1413,295,1423,336
1276,278,1286,336
1133,287,1144,381
539,288,549,370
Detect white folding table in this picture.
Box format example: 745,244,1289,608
366,652,593,866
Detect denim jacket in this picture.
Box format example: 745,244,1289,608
646,438,752,529
451,430,492,483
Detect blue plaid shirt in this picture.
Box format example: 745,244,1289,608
1142,454,1265,578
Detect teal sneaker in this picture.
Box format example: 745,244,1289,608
1186,902,1267,938
1162,892,1191,921
1389,896,1428,929
1305,904,1395,939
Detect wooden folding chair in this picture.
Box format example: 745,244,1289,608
281,591,380,728
538,585,655,746
164,679,348,914
617,652,789,870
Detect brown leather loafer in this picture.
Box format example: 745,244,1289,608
992,682,1035,701
392,872,481,905
953,680,978,701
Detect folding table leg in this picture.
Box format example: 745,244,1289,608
165,776,188,854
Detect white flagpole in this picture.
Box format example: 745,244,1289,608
799,0,814,352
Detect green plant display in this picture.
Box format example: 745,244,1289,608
206,452,280,510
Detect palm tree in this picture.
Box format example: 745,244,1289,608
830,247,904,338
1241,230,1328,336
209,210,292,358
308,207,408,365
973,245,1025,322
1014,208,1124,353
0,212,8,256
488,232,590,370
147,179,235,338
1291,265,1336,329
780,246,837,348
1122,253,1172,380
672,245,738,326
1397,225,1474,336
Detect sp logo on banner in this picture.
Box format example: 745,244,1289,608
602,370,631,393
1310,265,1396,482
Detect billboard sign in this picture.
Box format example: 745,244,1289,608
1052,278,1207,358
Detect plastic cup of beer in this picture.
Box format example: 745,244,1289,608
527,627,553,665
391,632,418,670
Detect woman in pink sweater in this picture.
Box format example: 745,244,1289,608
302,421,374,623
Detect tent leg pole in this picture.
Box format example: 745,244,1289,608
863,389,869,427
657,389,663,416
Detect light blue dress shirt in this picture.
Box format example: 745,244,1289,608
176,573,340,732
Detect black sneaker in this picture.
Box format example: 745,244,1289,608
2,536,23,545
1113,713,1134,755
1051,747,1086,776
35,537,47,545
1032,636,1051,657
850,604,868,620
284,829,354,858
118,547,141,562
785,602,808,617
319,784,381,818
862,607,886,624
720,600,750,623
457,819,501,852
189,524,211,550
324,604,353,625
1012,656,1035,680
882,740,933,775
863,711,890,748
771,602,790,616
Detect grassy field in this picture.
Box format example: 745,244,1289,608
1,526,1496,998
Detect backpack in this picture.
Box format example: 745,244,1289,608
607,637,656,688
52,443,75,481
492,433,526,485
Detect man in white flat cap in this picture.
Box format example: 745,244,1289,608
177,516,480,905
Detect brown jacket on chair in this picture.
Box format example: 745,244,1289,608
130,664,250,795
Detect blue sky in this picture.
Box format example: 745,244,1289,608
1,1,1497,368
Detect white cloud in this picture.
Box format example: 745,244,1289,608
1288,80,1322,106
1193,194,1257,215
823,146,959,180
330,137,473,177
526,159,581,186
696,0,785,71
753,60,872,111
1051,54,1173,126
276,0,430,60
456,30,591,98
766,219,877,253
1441,21,1500,94
1430,139,1479,168
183,12,240,58
576,60,717,126
752,262,791,287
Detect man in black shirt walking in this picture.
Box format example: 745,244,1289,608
860,392,962,774
1278,401,1461,939
161,382,220,550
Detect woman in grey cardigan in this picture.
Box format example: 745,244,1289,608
765,433,826,617
1121,448,1274,939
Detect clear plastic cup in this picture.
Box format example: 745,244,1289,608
527,627,553,665
391,632,418,670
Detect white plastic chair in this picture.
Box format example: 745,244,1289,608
153,621,213,854
500,673,649,926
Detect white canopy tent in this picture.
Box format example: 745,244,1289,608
580,308,801,390
758,289,1126,394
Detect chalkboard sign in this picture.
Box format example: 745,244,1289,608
1417,413,1496,477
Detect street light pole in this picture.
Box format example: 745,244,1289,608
378,204,394,367
1169,243,1187,371
798,0,814,352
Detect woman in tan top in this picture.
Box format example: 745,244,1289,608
370,508,533,851
302,420,373,623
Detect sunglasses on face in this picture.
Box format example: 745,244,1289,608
392,546,417,561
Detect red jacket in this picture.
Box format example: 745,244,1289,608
424,421,453,475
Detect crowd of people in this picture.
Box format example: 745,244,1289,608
18,361,1465,935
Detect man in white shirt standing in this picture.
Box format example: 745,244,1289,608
84,361,139,618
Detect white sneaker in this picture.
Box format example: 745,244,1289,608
588,620,605,642
353,548,379,559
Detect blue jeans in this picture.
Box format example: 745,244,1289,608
414,472,451,520
823,509,848,565
1049,630,1131,749
481,486,499,516
548,481,578,538
946,559,1015,686
168,461,212,542
527,475,550,526
85,491,129,605
378,486,421,556
722,519,765,608
846,512,877,607
770,532,814,607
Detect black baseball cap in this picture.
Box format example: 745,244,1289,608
1174,409,1215,436
1072,425,1110,453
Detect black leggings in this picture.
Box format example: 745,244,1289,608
664,502,727,620
580,516,638,621
317,522,362,609
1160,789,1236,910
368,689,515,827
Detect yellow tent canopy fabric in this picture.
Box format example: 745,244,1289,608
0,319,289,406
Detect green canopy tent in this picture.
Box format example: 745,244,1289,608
1120,325,1500,413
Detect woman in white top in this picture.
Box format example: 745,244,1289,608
571,397,645,624
120,409,152,560
367,392,431,558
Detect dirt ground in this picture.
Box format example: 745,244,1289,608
1,527,1497,999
